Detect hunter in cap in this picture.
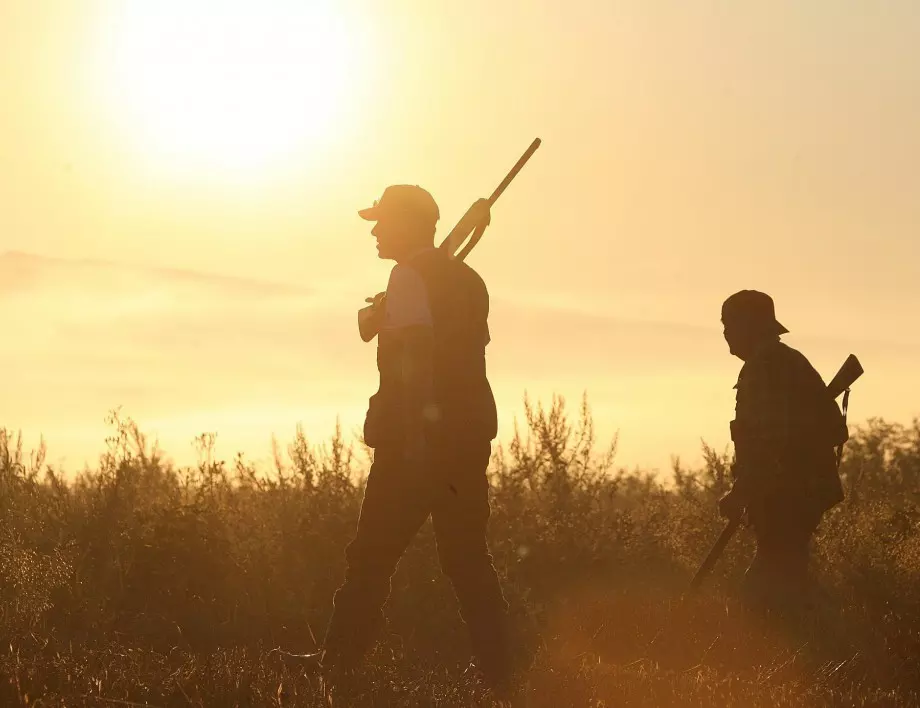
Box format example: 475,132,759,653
285,184,513,695
719,290,848,615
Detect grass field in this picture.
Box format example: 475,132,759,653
2,397,919,706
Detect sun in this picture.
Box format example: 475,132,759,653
96,1,368,179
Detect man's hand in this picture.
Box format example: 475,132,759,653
719,487,746,521
443,198,492,257
358,292,387,342
469,197,492,227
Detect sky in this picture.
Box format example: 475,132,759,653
2,0,919,474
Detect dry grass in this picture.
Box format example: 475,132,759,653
1,397,919,706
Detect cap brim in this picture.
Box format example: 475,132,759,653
358,206,380,221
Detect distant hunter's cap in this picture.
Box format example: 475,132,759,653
358,184,440,226
721,290,789,335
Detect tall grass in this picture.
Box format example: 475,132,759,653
1,396,918,706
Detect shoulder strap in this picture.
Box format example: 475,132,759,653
836,387,851,471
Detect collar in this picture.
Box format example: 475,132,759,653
749,336,781,362
396,245,437,266
733,338,782,389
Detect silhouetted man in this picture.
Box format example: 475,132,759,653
292,185,512,694
719,290,847,615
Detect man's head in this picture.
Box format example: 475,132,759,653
721,290,789,360
359,185,439,262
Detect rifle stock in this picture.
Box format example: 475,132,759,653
827,354,864,400
686,352,864,595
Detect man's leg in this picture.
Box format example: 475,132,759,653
321,446,432,669
743,505,821,617
430,439,512,689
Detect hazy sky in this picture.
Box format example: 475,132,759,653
2,1,919,473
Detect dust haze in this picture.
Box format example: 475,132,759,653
4,250,917,474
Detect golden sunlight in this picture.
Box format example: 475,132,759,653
97,1,366,178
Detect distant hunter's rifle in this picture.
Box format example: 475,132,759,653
357,138,542,342
686,353,864,595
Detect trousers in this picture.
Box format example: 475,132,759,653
742,499,823,615
320,438,511,681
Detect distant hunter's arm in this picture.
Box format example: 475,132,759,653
731,368,792,503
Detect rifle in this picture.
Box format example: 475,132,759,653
828,354,864,469
686,353,864,594
357,138,542,343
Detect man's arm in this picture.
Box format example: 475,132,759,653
379,264,437,462
726,359,792,509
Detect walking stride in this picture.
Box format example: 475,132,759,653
285,183,515,696
717,290,851,615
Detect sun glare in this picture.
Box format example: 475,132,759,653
97,1,368,179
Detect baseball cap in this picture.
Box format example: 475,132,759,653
358,184,440,226
721,290,789,335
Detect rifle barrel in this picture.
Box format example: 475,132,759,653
488,138,542,205
688,515,742,593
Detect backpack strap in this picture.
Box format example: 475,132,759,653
835,387,851,470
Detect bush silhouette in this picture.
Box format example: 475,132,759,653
1,396,918,706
